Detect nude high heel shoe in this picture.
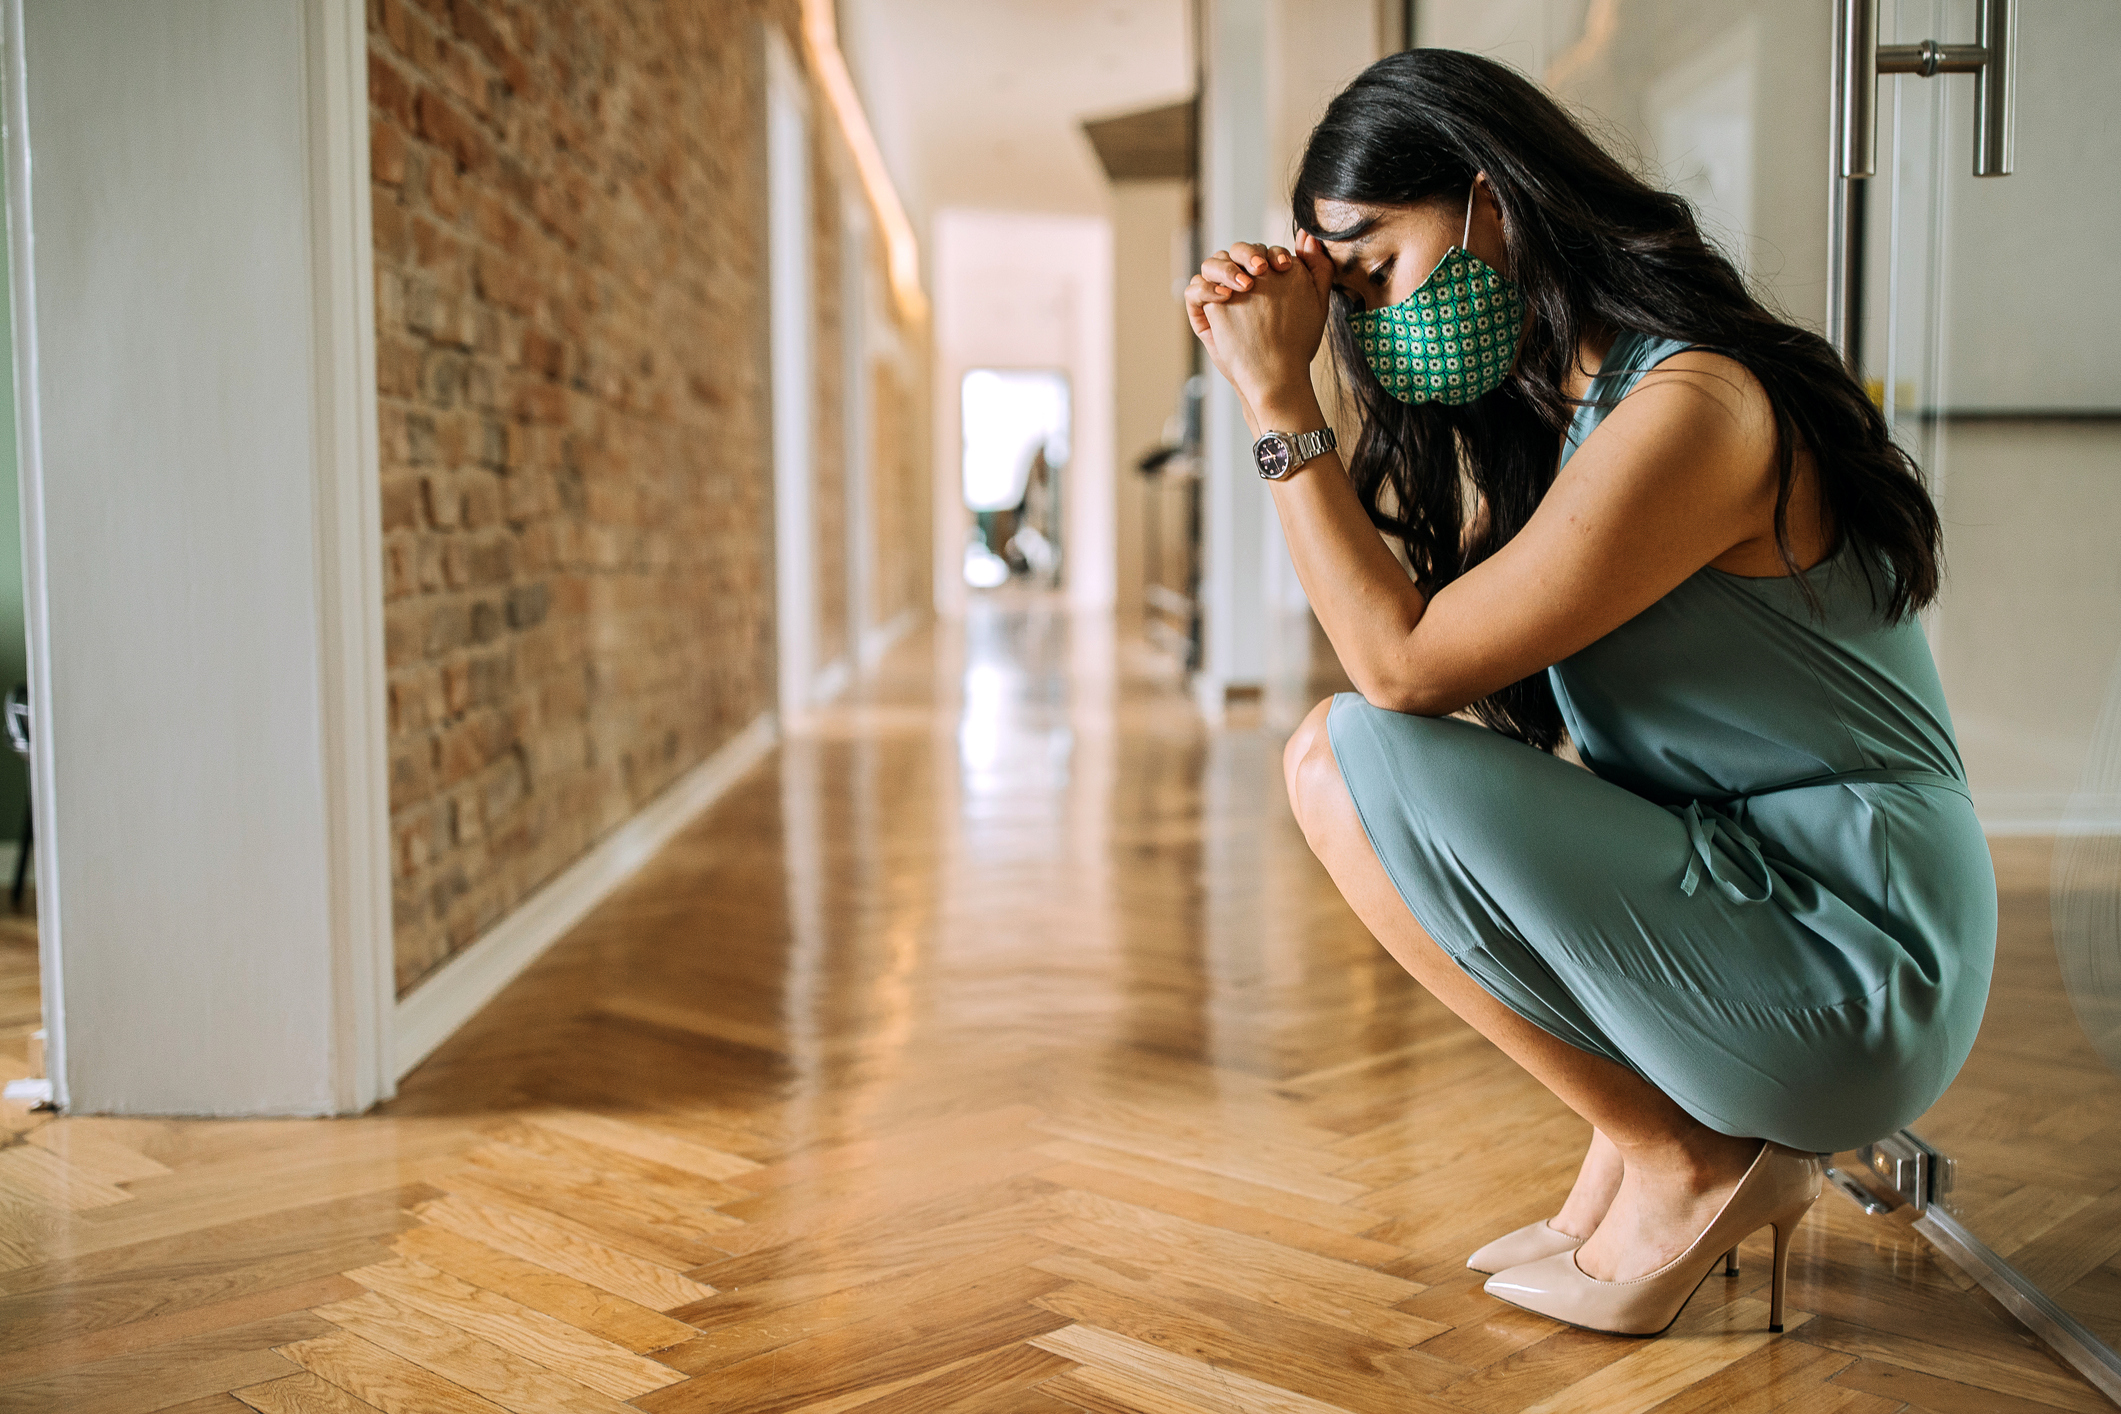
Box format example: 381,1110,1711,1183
1467,1219,1581,1274
1469,1219,1741,1278
1481,1143,1820,1337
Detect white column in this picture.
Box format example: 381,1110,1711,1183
1197,0,1271,714
768,31,819,714
7,0,392,1114
1201,0,1387,715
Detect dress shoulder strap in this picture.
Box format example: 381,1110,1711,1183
1559,330,1702,470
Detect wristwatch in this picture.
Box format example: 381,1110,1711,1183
1252,426,1337,481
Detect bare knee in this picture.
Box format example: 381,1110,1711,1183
1283,697,1343,841
1282,698,1333,812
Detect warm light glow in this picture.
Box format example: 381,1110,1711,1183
798,0,928,324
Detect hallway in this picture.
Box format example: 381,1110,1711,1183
0,604,2106,1412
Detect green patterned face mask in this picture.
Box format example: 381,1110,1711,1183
1346,188,1525,405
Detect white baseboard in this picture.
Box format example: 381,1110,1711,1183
392,710,779,1079
859,607,916,667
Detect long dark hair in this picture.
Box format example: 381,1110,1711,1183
1293,49,1941,751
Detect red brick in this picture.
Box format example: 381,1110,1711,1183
380,473,422,531
377,338,421,399
427,152,462,217
416,88,489,173
443,661,472,715
511,380,566,425
473,255,536,316
372,117,408,185
410,214,462,270
375,0,413,57
420,474,461,529
372,194,409,262
520,328,563,379
369,53,415,127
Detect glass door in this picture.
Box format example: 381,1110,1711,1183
1857,0,2121,1388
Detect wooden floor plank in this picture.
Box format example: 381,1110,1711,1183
1037,1228,1448,1356
517,1110,761,1182
1827,1355,2092,1413
0,1313,324,1414
309,1287,634,1413
817,1342,1075,1414
276,1329,512,1414
233,1370,389,1413
1795,1316,2111,1414
667,1231,1060,1373
1031,1139,1395,1241
635,1266,1069,1414
1031,1324,1361,1414
0,1143,133,1212
1513,1299,1808,1414
386,1224,698,1354
412,1193,715,1312
0,1271,361,1386
346,1256,685,1398
0,1240,388,1359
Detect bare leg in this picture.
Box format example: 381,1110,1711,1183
1553,1127,1625,1240
1283,699,1759,1281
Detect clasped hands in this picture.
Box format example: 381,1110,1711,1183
1184,232,1336,428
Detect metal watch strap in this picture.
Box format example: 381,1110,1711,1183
1290,427,1335,466
1253,426,1337,480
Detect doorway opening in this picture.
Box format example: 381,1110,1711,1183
960,368,1070,592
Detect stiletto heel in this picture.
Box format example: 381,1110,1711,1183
1722,1246,1739,1276
1768,1220,1793,1331
1482,1142,1821,1337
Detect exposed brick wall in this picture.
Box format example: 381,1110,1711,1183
371,0,926,995
869,352,927,627
808,161,851,673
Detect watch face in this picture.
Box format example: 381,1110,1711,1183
1255,435,1291,479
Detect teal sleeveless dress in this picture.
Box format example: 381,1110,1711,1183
1326,330,1996,1154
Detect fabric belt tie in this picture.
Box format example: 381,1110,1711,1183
1677,767,1972,906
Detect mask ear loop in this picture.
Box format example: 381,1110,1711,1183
1460,181,1477,250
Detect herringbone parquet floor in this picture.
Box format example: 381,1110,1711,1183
0,600,2110,1413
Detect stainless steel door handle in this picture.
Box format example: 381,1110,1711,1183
1838,0,2017,179
1828,0,2017,367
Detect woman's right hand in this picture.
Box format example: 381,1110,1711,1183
1184,242,1293,369
1186,240,1333,422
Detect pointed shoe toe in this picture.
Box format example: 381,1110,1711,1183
1467,1219,1582,1274
1482,1249,1670,1336
1480,1143,1822,1338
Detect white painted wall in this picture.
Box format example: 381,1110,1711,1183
768,32,823,715
7,0,392,1113
1418,0,1834,330
1109,180,1193,632
931,210,1115,618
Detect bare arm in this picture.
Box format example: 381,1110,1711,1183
1188,240,1790,717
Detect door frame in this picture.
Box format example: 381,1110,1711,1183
3,0,395,1114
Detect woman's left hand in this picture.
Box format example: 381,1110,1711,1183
1185,238,1335,416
